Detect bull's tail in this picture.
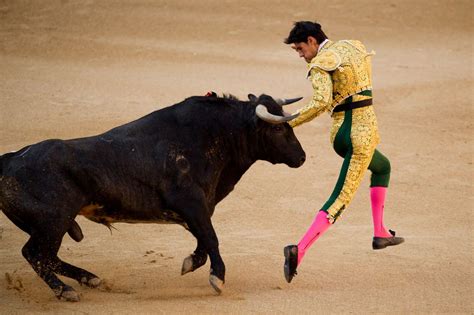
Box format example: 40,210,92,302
0,151,83,242
1,153,10,238
0,153,6,176
0,150,18,177
0,151,15,200
0,153,8,211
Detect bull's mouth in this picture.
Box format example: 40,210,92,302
288,155,306,168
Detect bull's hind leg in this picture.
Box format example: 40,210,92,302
22,235,81,302
51,221,101,288
50,258,101,288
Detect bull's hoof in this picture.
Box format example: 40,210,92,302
209,275,224,294
88,277,102,288
81,277,102,288
60,288,81,302
181,255,194,275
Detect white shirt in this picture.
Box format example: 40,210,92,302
318,39,329,53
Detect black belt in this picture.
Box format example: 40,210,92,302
333,99,373,113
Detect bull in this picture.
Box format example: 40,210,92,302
0,93,305,301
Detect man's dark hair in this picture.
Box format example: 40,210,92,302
284,21,328,44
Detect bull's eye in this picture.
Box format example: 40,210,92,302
271,125,284,133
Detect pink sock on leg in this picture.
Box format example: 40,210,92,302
370,187,392,238
297,211,331,265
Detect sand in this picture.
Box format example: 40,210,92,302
0,0,472,313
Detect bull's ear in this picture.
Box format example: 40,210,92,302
248,94,258,103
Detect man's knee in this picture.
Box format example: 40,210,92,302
370,152,391,187
379,156,391,175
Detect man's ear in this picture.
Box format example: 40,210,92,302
307,36,318,46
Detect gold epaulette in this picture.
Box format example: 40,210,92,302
307,50,341,74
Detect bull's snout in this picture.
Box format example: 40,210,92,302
299,154,306,166
287,152,306,168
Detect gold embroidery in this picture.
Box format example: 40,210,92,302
289,68,332,128
307,50,341,72
290,40,374,126
290,39,379,223
326,107,380,222
330,40,373,106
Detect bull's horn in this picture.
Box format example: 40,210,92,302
255,104,299,124
275,97,303,106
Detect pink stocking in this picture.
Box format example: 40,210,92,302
371,187,392,238
297,211,331,265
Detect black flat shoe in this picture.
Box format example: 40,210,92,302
372,230,405,250
284,245,298,283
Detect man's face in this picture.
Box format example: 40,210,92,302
291,37,319,63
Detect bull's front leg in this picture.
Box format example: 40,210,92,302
185,214,225,294
169,191,226,294
181,240,207,275
172,202,225,293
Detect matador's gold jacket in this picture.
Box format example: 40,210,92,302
289,39,375,127
290,40,381,223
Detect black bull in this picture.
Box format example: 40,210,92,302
0,93,306,301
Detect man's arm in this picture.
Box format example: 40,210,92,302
289,68,332,128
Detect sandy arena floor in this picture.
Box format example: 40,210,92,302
0,1,472,313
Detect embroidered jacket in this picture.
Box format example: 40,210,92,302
290,40,375,127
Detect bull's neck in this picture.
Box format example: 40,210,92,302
221,113,258,172
212,120,258,204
